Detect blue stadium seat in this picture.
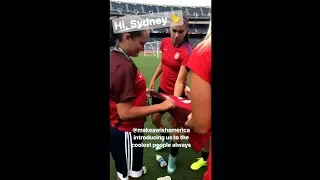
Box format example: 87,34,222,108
195,24,209,34
127,3,144,14
111,2,128,12
181,7,189,15
189,38,202,47
142,5,159,14
201,7,211,16
187,7,202,17
152,27,168,33
158,6,173,13
188,24,197,33
172,7,182,12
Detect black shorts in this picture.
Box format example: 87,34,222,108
151,87,188,114
110,128,144,180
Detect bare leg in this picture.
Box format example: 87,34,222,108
151,113,165,129
152,113,170,151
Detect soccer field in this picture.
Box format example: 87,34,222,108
110,54,206,180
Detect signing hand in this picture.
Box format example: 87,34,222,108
146,88,153,98
160,96,175,111
184,86,191,99
148,80,155,91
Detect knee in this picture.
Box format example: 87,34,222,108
151,113,161,124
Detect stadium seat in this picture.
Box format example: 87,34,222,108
142,5,159,14
187,7,202,17
181,7,189,15
195,24,209,34
201,7,211,16
152,27,168,33
172,6,182,12
189,38,202,47
127,3,144,14
158,6,173,13
188,24,197,33
111,2,128,12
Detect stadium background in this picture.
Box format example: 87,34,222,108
110,0,210,179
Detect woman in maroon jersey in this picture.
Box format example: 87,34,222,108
148,15,193,174
109,17,175,180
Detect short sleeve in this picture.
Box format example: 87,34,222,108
186,47,212,84
110,64,136,103
180,53,191,66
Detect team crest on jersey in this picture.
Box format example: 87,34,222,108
174,52,180,60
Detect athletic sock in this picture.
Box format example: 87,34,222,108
170,142,180,157
201,151,209,161
160,133,170,141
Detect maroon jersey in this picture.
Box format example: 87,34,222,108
110,50,147,132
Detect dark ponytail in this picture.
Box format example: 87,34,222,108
182,14,189,43
183,32,189,42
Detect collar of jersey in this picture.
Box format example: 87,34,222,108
112,46,132,62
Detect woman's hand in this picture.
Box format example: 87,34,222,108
184,86,191,99
146,88,152,98
184,113,192,128
148,80,155,91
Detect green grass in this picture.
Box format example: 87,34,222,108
110,54,205,180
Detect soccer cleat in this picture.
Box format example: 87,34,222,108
167,154,177,174
190,157,207,170
155,139,170,151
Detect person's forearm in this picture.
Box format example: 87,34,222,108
174,81,185,97
119,104,164,120
151,64,162,81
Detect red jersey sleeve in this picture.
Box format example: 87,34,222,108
186,45,212,84
180,52,191,66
